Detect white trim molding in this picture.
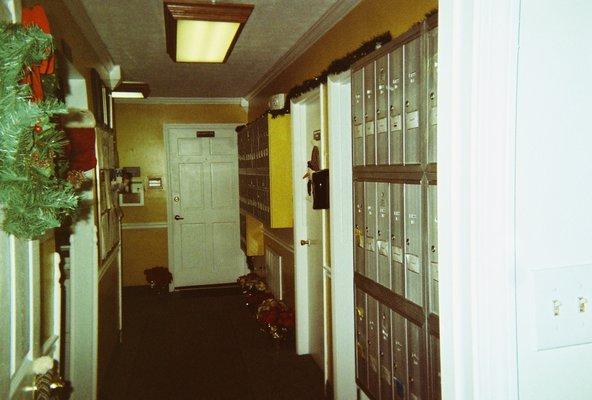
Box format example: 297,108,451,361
114,97,247,105
246,0,360,101
439,0,521,399
121,222,167,230
327,71,356,400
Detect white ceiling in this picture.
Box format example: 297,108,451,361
77,0,341,98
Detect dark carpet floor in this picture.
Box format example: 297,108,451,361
99,287,325,400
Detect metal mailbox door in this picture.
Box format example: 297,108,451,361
376,55,389,165
367,296,380,398
364,182,378,282
407,321,424,400
389,47,404,165
427,28,438,164
391,311,408,400
430,335,442,400
354,181,365,275
428,184,439,314
355,290,368,388
352,69,365,166
376,182,391,289
364,63,376,165
405,184,423,306
404,38,422,164
379,304,394,400
390,183,405,297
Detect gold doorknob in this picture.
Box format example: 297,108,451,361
300,239,310,246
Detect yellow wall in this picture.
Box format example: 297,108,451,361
249,0,437,119
115,103,247,286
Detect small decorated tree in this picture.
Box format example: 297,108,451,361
0,23,78,239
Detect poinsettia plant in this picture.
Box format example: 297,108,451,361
144,266,172,292
256,298,295,341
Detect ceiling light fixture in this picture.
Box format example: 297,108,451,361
163,0,254,63
111,81,151,99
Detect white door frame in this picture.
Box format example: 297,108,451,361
290,89,321,355
327,71,357,399
439,0,521,399
163,123,244,289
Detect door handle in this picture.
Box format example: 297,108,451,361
174,215,184,220
300,239,310,246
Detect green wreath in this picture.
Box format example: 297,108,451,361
0,23,78,239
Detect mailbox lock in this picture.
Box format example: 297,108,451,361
430,92,436,100
380,351,384,357
405,100,410,107
406,238,410,245
431,245,436,253
376,109,380,115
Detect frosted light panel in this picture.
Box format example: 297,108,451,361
176,20,240,63
111,91,144,99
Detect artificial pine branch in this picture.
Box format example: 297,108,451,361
0,23,79,239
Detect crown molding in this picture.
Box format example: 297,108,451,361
114,97,246,105
246,0,360,101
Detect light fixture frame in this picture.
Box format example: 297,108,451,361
111,81,151,99
163,0,254,63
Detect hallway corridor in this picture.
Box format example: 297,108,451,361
100,288,325,400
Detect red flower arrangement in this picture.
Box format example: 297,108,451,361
237,273,295,343
256,298,295,341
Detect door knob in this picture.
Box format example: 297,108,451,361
174,215,184,220
300,239,310,246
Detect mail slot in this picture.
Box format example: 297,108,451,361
352,69,364,166
427,27,438,164
376,182,391,289
354,181,365,275
389,46,404,165
364,63,376,165
405,184,423,306
391,183,405,297
356,289,368,387
365,182,377,282
404,37,421,165
367,295,380,398
376,55,389,165
407,321,424,400
391,311,408,400
379,303,393,400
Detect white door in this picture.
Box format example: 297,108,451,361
1,221,63,399
166,124,243,288
292,88,331,378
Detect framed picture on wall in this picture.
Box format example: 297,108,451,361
90,69,103,126
101,85,108,127
109,93,114,130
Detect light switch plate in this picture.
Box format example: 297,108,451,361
534,264,592,350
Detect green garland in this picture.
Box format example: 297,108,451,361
237,31,392,132
0,23,78,239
